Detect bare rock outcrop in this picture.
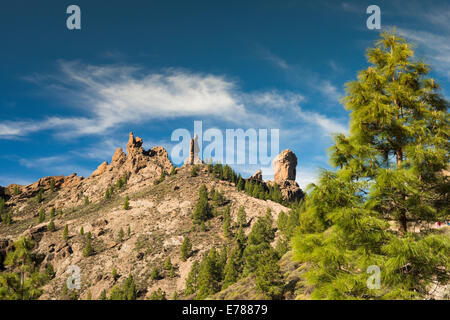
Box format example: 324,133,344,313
270,149,303,201
111,147,126,165
184,134,203,165
91,161,109,177
250,169,263,181
4,133,174,212
273,149,297,184
248,150,303,202
277,180,303,202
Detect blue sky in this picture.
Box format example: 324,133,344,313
1,0,449,188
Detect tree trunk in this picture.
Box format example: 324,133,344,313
399,212,407,234
396,149,403,169
396,148,406,233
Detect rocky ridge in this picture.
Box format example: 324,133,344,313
0,133,297,300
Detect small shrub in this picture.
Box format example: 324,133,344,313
181,237,192,261
83,237,94,257
38,208,46,223
149,288,167,300
123,196,130,210
36,188,44,203
118,228,124,242
151,267,160,280
62,225,69,241
47,219,55,232
112,268,119,281
190,166,199,177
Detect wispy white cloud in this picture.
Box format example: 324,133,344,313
394,27,450,79
382,2,450,80
341,2,361,13
257,47,344,104
259,47,290,70
18,155,68,169
1,61,347,141
18,154,91,178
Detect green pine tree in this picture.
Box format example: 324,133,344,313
47,219,55,232
50,178,55,192
164,257,173,270
196,248,222,299
109,274,137,300
243,212,275,276
190,165,199,177
292,31,450,300
0,237,47,300
185,260,200,295
118,228,124,242
151,267,160,280
237,206,247,227
123,195,130,210
237,176,244,191
149,288,167,300
62,225,69,241
192,185,211,224
98,289,107,300
112,268,119,281
222,206,232,240
83,236,94,257
35,188,43,203
254,250,284,299
222,247,241,289
38,208,45,223
181,237,192,261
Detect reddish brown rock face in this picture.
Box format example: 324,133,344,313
184,134,202,165
91,161,109,177
250,169,263,181
273,149,297,184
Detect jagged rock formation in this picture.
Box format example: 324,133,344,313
0,134,290,300
0,133,307,300
1,133,173,214
275,180,303,202
92,162,109,177
249,169,263,181
184,134,203,165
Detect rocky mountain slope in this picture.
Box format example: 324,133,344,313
0,133,305,300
